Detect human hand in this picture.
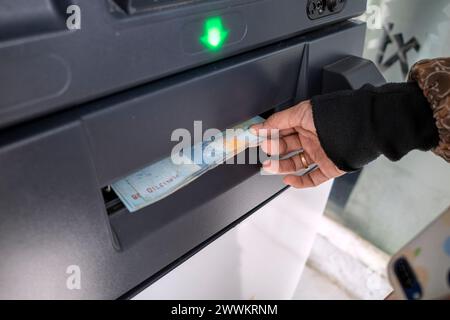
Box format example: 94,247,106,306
251,100,345,188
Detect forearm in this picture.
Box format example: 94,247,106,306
311,82,440,172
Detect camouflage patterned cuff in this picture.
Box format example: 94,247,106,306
409,58,450,162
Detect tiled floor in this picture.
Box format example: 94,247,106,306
293,265,353,300
293,215,393,300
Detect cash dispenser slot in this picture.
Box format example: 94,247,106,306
100,100,285,218
91,39,305,224
102,186,125,216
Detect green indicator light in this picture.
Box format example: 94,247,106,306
200,17,229,51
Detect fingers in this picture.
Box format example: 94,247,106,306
263,157,300,174
261,147,332,189
251,102,307,135
263,152,313,174
261,134,302,156
280,128,297,137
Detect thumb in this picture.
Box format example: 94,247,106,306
251,102,305,135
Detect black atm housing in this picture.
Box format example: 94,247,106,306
0,0,375,299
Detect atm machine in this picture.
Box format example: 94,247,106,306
0,0,384,299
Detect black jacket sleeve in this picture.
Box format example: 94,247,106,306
311,82,440,172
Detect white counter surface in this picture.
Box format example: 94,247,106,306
134,181,333,300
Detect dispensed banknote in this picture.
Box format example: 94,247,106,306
112,116,265,212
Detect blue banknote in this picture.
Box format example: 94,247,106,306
112,116,265,212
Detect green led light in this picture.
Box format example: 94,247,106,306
200,17,229,51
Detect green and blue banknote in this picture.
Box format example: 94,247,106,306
112,116,265,212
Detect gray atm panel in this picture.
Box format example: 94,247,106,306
0,21,366,299
0,0,366,129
